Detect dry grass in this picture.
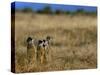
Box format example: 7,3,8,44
14,12,97,73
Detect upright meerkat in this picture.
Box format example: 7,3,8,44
37,36,52,64
37,40,46,64
26,37,37,65
45,36,52,62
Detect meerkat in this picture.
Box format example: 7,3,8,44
26,37,37,65
44,36,52,62
36,40,45,64
37,36,52,64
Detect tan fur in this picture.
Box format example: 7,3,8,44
37,46,46,64
27,45,36,65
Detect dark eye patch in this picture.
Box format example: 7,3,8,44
27,37,32,43
43,39,46,42
38,40,43,44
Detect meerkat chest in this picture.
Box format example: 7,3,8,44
27,45,36,53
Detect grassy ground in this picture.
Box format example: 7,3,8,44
14,12,97,73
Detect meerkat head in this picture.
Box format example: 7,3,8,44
46,35,53,45
27,37,34,48
46,36,51,41
37,40,43,48
37,39,48,50
43,39,49,47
